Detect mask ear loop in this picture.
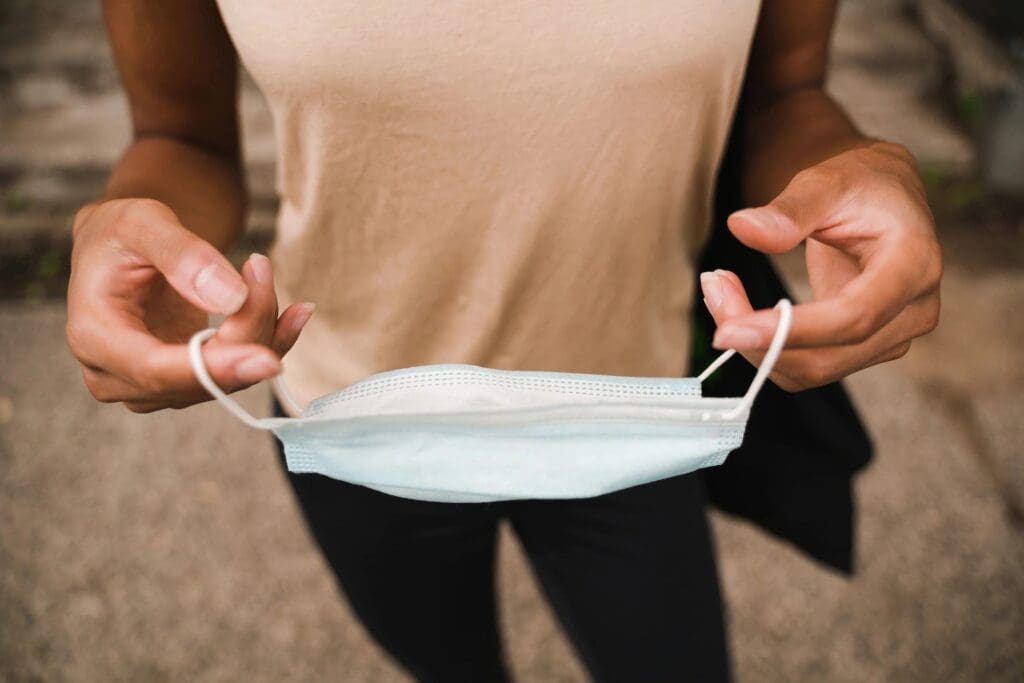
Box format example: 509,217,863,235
271,375,304,416
188,328,283,430
696,299,793,420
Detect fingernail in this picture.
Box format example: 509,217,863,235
249,253,272,285
732,209,769,231
293,302,316,331
699,271,723,310
194,263,248,314
713,325,764,350
235,354,281,383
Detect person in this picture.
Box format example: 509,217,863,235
66,1,942,680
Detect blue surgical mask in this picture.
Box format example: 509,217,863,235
189,300,792,503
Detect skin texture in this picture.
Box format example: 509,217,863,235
67,0,941,410
700,0,942,391
67,1,313,412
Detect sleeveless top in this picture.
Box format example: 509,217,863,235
216,0,761,412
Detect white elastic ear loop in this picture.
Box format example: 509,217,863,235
188,328,275,430
271,375,304,416
697,348,736,383
721,298,793,420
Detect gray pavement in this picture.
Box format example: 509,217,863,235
2,0,1023,681
2,262,1022,682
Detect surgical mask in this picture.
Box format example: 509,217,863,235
189,300,792,503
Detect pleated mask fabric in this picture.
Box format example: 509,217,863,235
189,300,793,503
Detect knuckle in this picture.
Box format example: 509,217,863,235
80,369,132,405
924,242,944,289
866,143,919,181
64,319,87,357
874,180,914,210
136,374,165,398
842,311,876,345
797,163,846,194
133,357,168,397
84,384,107,402
168,398,201,411
125,401,158,414
81,373,114,403
919,299,941,336
772,374,803,393
792,378,816,392
110,199,176,245
786,375,816,392
853,319,875,344
872,141,916,168
71,202,101,239
799,357,836,389
120,197,167,224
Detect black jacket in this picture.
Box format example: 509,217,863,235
692,108,874,575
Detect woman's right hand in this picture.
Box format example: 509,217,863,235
66,198,314,413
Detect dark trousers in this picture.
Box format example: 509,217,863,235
272,404,731,683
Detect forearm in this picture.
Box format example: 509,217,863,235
740,87,878,207
96,136,246,251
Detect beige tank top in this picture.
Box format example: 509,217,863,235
216,1,761,412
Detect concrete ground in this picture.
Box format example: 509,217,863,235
1,1,1022,681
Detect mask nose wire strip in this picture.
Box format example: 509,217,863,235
188,328,276,430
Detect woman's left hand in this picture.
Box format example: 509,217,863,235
700,141,942,391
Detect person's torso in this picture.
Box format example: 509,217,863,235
216,0,761,409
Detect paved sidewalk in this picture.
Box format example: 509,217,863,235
2,258,1022,681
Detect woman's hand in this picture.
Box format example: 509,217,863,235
700,142,942,391
66,198,314,412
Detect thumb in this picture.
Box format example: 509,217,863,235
726,167,838,254
114,201,248,315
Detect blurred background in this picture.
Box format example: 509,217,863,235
1,0,1022,681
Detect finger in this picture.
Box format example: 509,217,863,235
727,165,844,255
867,340,912,366
111,200,248,315
215,254,278,346
74,304,280,393
66,305,152,371
271,302,316,357
81,366,147,403
699,269,768,370
713,269,932,351
124,400,165,414
701,270,928,391
699,270,815,392
766,338,911,392
132,334,281,398
700,269,760,354
832,227,939,332
763,298,935,390
701,269,771,355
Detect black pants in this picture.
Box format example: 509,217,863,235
272,404,730,683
